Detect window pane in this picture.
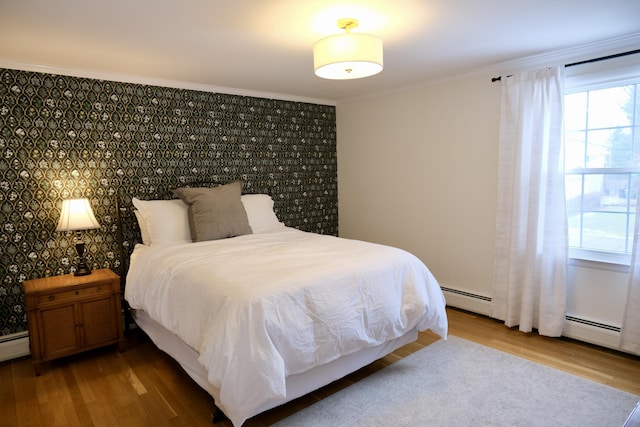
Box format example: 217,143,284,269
586,128,632,168
567,212,582,247
636,86,640,126
587,86,633,128
565,174,583,205
582,174,604,205
601,174,634,208
609,127,633,168
565,130,585,169
635,128,640,167
564,82,640,259
628,174,639,213
585,129,611,168
580,173,633,211
630,214,637,251
565,173,638,254
578,212,630,253
565,92,587,131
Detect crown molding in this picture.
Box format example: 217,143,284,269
481,32,640,76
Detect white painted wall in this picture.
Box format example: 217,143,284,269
566,261,628,327
337,75,499,300
336,40,638,351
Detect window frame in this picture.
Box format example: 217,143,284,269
564,56,640,266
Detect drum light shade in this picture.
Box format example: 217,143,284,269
313,18,383,80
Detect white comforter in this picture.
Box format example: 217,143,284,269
125,227,448,426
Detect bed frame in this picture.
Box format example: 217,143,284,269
115,190,421,424
133,308,418,423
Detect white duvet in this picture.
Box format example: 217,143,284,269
125,227,448,426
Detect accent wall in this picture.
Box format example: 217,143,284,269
0,68,337,337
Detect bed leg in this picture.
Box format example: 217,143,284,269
211,405,228,423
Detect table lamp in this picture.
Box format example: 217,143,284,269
56,198,100,276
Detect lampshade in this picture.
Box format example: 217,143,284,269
313,18,383,80
56,198,100,232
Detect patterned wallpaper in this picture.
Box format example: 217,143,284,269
0,68,337,337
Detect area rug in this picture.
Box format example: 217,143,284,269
273,336,639,427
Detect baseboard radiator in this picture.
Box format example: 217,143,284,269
441,286,493,317
441,286,623,352
0,331,30,363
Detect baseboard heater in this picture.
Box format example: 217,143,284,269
0,331,29,363
441,285,623,351
0,331,28,344
440,286,492,302
564,315,620,333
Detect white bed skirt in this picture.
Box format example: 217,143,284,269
132,308,419,422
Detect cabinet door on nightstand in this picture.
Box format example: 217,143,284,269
38,303,81,359
80,296,118,348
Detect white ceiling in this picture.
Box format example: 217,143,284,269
1,0,639,104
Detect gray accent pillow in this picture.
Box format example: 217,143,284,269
173,181,252,242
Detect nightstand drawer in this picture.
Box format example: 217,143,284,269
36,281,113,305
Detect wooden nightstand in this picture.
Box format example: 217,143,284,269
23,268,126,376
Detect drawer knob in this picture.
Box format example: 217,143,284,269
75,291,79,295
48,295,55,301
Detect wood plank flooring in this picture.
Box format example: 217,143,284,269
1,307,639,427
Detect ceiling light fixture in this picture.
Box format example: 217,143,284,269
313,18,383,80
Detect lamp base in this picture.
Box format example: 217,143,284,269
74,236,92,276
74,265,92,276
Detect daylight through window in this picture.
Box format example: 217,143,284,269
565,80,640,262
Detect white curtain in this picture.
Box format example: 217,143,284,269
492,66,568,337
620,178,640,355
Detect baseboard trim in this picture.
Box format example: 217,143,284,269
441,285,624,353
563,318,622,351
441,286,492,317
0,332,30,363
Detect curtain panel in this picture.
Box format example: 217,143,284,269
620,178,640,355
491,66,568,337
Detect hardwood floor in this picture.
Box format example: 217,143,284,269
2,307,639,427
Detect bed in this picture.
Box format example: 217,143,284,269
123,182,448,426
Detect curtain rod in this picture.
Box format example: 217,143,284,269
490,48,640,82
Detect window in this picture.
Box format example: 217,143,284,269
565,65,640,264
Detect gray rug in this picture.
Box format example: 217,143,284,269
274,336,638,427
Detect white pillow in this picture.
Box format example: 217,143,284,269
132,197,192,244
241,194,284,233
133,210,151,245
